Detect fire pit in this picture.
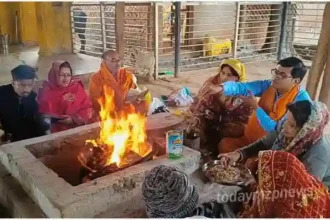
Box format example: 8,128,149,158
0,89,200,217
0,123,200,217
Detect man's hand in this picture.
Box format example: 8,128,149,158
218,151,241,167
241,90,259,110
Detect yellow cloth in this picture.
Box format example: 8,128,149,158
219,59,246,82
145,92,152,106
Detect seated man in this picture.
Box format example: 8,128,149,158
0,65,49,143
89,50,149,115
207,57,311,153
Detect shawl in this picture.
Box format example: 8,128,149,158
37,61,94,132
240,150,330,218
274,101,329,156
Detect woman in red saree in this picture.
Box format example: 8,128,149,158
239,150,330,218
37,61,94,133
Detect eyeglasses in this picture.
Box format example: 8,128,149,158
271,69,292,80
103,57,121,63
58,73,72,77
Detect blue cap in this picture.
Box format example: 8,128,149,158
11,65,37,80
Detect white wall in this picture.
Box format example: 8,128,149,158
191,4,236,40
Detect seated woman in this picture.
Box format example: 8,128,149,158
240,150,330,218
219,100,330,187
37,61,94,133
142,152,330,218
188,59,255,155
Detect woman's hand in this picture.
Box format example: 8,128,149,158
205,110,215,120
241,90,259,110
58,115,74,125
207,85,223,95
189,117,200,127
218,151,241,167
244,175,257,187
73,116,86,126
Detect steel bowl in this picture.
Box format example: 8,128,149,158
202,160,252,186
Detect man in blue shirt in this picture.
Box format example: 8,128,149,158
207,57,311,153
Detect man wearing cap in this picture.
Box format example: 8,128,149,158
0,65,49,143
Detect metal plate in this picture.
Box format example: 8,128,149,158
202,160,252,186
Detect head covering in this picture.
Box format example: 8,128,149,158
142,165,199,218
274,101,329,156
11,65,37,80
239,150,330,218
219,59,246,82
47,60,73,88
37,61,94,133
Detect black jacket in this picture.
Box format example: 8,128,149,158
0,84,48,142
73,10,87,34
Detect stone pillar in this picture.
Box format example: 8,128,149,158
306,3,330,100
35,2,73,56
19,2,38,46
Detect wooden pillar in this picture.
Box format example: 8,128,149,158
115,2,125,64
319,46,330,106
306,3,330,100
35,2,72,56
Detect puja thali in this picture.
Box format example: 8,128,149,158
202,160,252,186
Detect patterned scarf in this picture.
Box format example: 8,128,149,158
142,165,199,218
274,101,329,157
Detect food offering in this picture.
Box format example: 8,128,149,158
202,160,252,186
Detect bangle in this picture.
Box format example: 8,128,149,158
238,150,244,162
193,116,201,126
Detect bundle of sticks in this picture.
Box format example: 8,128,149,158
78,142,157,183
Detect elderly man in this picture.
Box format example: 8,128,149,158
89,50,149,114
0,65,48,143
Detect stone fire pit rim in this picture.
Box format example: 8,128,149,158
0,123,201,218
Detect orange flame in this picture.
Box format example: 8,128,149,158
87,86,151,167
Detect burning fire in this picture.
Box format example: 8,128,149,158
86,86,152,168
